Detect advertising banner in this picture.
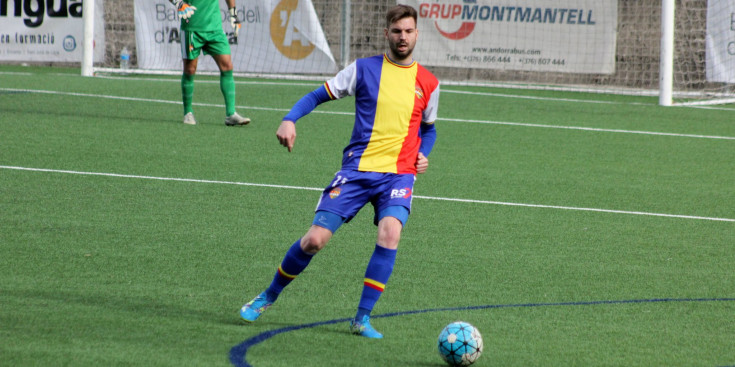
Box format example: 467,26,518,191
406,0,617,74
706,1,735,83
135,0,337,74
0,0,105,63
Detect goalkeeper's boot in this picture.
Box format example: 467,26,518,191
183,112,197,125
349,315,383,339
225,112,251,126
240,291,273,322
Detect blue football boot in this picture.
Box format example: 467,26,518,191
240,292,273,323
349,315,383,339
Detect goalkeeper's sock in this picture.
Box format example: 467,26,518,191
220,70,236,116
356,244,396,318
264,239,314,301
181,73,194,115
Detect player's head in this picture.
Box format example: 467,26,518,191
384,5,418,64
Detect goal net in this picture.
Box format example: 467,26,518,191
92,0,734,106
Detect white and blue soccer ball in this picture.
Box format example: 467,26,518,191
437,321,483,366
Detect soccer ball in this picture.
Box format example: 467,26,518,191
437,321,483,366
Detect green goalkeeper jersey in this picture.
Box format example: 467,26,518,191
180,0,224,32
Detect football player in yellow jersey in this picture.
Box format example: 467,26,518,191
170,0,250,126
240,5,440,339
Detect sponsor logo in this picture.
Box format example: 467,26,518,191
152,4,261,45
390,188,412,199
419,0,599,41
62,35,75,51
419,1,476,40
0,0,83,28
329,187,341,199
270,0,315,60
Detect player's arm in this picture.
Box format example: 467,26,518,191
419,122,437,157
277,85,333,152
225,0,241,37
416,82,440,173
416,122,436,174
170,0,196,19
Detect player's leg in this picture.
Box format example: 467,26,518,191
212,53,237,117
350,173,414,338
208,33,250,126
181,58,197,124
239,220,340,322
350,211,406,339
240,171,363,323
180,30,200,124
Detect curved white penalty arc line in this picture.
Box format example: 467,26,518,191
2,165,733,223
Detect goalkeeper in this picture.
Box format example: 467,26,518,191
170,0,250,126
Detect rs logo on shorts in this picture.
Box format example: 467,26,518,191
390,188,412,199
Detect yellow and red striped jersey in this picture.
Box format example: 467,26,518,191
325,54,440,174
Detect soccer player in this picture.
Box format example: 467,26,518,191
169,0,250,126
239,5,440,339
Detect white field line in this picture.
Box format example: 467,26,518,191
442,89,630,105
88,74,735,112
441,88,735,112
2,87,733,140
2,165,733,223
442,118,735,140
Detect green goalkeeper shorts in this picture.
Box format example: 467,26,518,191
181,30,231,60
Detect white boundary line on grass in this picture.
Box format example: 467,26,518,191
441,117,735,140
2,165,733,223
76,74,735,112
2,88,734,140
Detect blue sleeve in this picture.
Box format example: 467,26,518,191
419,122,437,157
283,85,332,123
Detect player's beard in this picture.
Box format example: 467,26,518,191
389,40,415,61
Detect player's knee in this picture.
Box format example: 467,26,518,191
377,216,403,249
300,226,333,254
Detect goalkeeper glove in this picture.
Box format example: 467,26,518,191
229,7,241,38
171,0,196,20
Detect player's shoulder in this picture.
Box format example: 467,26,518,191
356,54,385,66
415,62,439,85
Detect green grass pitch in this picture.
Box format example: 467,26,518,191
1,65,734,366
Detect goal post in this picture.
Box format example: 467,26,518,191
83,0,734,106
659,0,675,107
81,0,95,77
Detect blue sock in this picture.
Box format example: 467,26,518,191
265,239,313,301
356,244,396,320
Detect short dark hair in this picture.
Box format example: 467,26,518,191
386,4,417,28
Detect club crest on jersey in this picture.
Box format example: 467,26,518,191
415,85,424,99
329,187,341,199
390,188,412,199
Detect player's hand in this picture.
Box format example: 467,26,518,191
416,152,429,174
277,120,297,152
229,7,241,38
173,0,196,19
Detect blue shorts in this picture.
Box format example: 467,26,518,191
312,170,415,232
